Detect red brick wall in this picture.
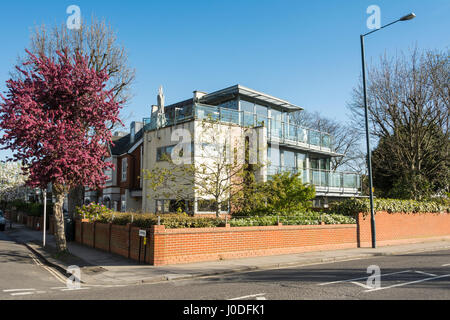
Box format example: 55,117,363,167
110,224,131,257
73,211,450,266
151,224,357,265
358,211,450,247
94,223,111,252
82,222,94,247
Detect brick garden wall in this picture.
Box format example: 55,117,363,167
10,209,450,266
151,224,357,265
357,211,450,247
74,220,152,264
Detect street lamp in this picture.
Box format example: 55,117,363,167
360,12,416,249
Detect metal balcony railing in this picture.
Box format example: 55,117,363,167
267,166,361,190
143,103,334,151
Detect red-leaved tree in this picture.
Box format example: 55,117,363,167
0,49,122,252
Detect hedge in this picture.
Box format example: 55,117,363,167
330,198,449,217
230,212,356,227
86,211,355,229
95,212,225,229
4,200,52,217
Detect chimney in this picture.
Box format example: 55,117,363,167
193,91,207,102
151,105,158,115
114,131,127,137
130,121,143,144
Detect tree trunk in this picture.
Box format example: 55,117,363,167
68,185,84,219
53,184,67,252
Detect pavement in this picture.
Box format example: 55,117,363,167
4,222,450,286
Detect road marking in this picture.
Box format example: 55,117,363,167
29,253,67,284
442,264,450,267
10,292,35,296
414,270,437,277
365,274,450,293
3,289,36,292
318,270,412,286
350,281,373,289
60,287,90,291
228,293,266,300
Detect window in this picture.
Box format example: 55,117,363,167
197,199,218,212
282,150,296,170
296,152,306,169
121,194,126,212
240,100,254,113
255,104,268,117
156,145,175,161
121,158,128,181
268,146,280,167
219,100,238,110
156,199,193,213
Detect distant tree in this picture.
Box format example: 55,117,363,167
349,48,449,199
0,162,28,202
0,49,122,252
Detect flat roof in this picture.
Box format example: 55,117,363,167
200,84,303,112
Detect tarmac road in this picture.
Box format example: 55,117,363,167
1,229,449,301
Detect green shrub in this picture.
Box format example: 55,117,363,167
4,200,52,217
330,198,449,217
76,203,114,220
95,212,225,229
236,171,316,216
92,210,355,229
230,211,356,227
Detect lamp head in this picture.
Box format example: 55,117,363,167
399,13,416,21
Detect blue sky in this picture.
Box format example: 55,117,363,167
0,0,449,160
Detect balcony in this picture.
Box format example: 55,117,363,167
143,103,334,152
267,166,361,196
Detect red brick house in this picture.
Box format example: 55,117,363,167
84,121,144,212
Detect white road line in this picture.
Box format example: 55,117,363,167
10,292,35,296
3,289,36,292
365,274,450,293
414,270,437,277
350,281,373,289
228,293,266,300
318,270,412,286
442,264,450,267
28,253,67,284
60,287,90,291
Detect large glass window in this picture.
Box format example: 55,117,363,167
240,100,254,113
268,146,280,167
255,104,268,117
296,152,306,169
219,100,238,110
282,150,296,170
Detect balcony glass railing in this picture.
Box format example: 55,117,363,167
143,103,334,150
267,166,361,190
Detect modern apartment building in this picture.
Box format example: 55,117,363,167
140,85,361,214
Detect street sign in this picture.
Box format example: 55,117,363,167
139,230,146,237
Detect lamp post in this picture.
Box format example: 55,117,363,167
360,12,416,248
